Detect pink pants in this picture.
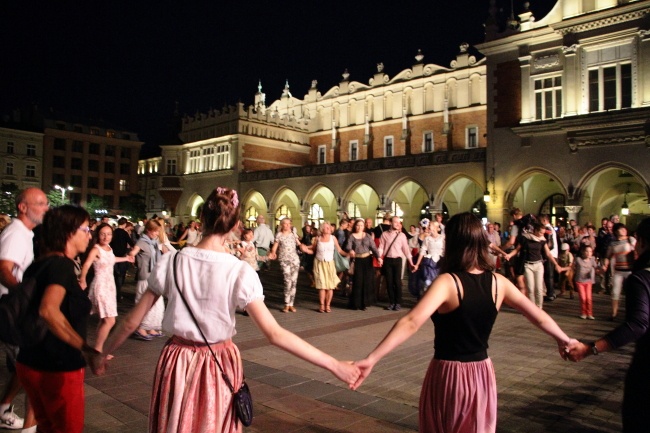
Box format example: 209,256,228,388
575,282,593,317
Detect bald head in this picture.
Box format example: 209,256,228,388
16,188,49,229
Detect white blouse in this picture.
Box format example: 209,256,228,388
148,246,264,343
419,235,445,262
315,236,335,261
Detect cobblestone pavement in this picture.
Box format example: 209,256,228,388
0,268,631,432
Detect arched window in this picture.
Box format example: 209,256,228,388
245,207,258,228
347,202,361,219
275,204,291,229
539,194,567,227
309,203,324,228
391,202,404,218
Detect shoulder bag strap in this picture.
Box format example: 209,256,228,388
172,252,236,394
382,231,400,260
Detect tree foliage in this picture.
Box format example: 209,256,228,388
120,194,147,221
0,183,20,216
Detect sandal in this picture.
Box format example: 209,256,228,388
281,306,290,313
318,304,325,313
132,331,152,341
325,306,331,313
288,306,296,313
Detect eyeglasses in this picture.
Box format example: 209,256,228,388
78,226,92,234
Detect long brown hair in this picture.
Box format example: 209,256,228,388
201,187,240,236
439,212,494,274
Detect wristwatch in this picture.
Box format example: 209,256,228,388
590,342,599,356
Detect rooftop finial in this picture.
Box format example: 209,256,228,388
415,49,424,63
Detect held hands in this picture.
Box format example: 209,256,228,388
331,360,361,389
565,340,591,362
350,358,374,390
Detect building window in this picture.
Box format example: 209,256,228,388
349,140,359,161
188,149,201,173
166,159,177,175
104,178,114,190
73,125,83,133
423,132,433,153
87,177,98,188
90,128,99,135
105,145,115,157
5,162,14,175
52,173,65,185
121,147,130,158
384,136,394,157
347,202,361,219
53,156,65,168
466,126,478,148
88,160,99,171
534,75,563,120
203,147,215,171
53,138,66,150
89,143,99,154
244,207,258,228
71,158,82,170
308,203,324,228
119,179,128,191
72,141,83,153
25,165,36,177
589,63,632,112
391,201,404,218
275,204,292,228
6,142,14,154
318,145,326,164
215,144,230,170
120,163,129,175
104,161,114,173
71,175,82,187
25,143,36,156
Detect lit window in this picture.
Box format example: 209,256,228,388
167,159,177,175
318,145,327,164
308,203,324,228
119,179,128,191
534,76,562,120
349,140,359,161
589,64,632,112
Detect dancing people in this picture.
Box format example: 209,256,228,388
91,187,359,433
352,213,575,433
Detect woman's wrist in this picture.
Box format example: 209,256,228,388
81,342,101,355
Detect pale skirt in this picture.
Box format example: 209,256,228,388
313,259,340,290
150,337,244,433
419,358,497,433
135,279,165,331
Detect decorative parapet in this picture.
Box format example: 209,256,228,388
239,149,485,182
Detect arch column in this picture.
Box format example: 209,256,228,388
565,205,583,223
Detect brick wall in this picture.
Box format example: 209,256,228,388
494,60,521,128
242,142,310,171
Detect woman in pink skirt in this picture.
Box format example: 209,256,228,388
91,187,360,433
352,213,576,433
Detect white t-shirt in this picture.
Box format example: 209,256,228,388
0,219,34,296
147,246,264,343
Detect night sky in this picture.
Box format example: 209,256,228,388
1,1,556,156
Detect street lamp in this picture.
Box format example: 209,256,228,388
54,185,73,202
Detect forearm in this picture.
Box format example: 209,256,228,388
366,315,419,365
0,267,18,291
103,290,159,355
40,307,85,350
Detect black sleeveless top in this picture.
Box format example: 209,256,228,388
432,272,498,362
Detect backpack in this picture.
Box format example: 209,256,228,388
0,257,52,347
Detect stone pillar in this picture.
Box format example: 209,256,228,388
565,205,583,224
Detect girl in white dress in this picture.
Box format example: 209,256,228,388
79,223,134,353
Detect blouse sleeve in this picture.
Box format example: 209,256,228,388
366,234,380,256
235,261,265,308
147,252,174,297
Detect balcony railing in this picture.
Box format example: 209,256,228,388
239,148,486,182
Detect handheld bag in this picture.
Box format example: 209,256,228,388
0,258,51,347
172,253,253,426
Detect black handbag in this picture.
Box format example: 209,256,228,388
172,253,253,426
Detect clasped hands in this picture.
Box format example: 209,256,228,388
558,338,593,362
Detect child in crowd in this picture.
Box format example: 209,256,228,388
237,228,265,271
557,243,575,299
573,244,600,319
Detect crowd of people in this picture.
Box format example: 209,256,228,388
0,186,648,432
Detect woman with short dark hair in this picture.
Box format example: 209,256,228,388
16,205,95,433
352,212,575,433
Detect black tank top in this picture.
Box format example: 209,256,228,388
432,272,498,362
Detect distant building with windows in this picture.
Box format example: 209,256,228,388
0,126,44,192
478,0,650,228
145,45,489,229
42,119,143,210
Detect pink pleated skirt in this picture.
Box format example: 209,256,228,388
150,336,244,433
419,358,497,433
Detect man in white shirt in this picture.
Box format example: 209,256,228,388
539,215,558,301
0,187,48,432
253,215,274,271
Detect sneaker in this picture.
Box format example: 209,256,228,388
0,405,24,429
579,315,587,319
384,304,394,311
394,304,401,311
587,316,595,320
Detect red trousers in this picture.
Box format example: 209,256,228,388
16,363,85,433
